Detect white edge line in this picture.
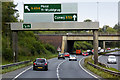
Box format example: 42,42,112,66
98,55,102,62
12,66,33,80
79,57,98,79
56,60,66,80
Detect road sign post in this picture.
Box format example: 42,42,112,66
93,30,98,64
12,31,18,62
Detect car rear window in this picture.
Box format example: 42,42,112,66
109,57,115,59
84,52,88,54
65,53,69,54
36,59,45,63
59,54,64,55
70,55,76,57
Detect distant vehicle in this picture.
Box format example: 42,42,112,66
69,55,77,61
64,52,70,57
76,50,82,55
58,53,65,59
115,47,118,50
92,49,94,53
107,48,111,50
98,47,101,51
107,55,117,64
87,50,91,52
66,33,72,35
82,52,89,56
33,58,48,71
99,49,105,53
87,50,93,55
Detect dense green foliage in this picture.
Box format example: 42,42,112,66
74,41,93,50
2,2,57,64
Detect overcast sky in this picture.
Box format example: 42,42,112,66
14,0,119,28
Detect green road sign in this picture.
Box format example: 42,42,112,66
23,24,31,29
24,4,61,13
54,14,77,21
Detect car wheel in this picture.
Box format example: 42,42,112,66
63,57,65,59
45,66,48,71
58,57,59,59
46,68,48,71
33,67,36,70
69,59,71,61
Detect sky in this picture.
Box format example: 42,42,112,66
14,0,119,28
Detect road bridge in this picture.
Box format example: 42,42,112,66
37,34,120,53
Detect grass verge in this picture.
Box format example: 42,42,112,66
1,62,32,74
84,56,120,79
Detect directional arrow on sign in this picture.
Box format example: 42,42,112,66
73,15,77,21
25,6,30,11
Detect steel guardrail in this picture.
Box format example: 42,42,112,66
87,61,120,77
1,60,31,69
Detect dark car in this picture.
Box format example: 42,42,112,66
33,58,48,71
58,53,65,59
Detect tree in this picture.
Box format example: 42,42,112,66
2,2,19,62
84,19,92,22
113,24,120,33
98,28,103,32
102,25,109,32
106,27,117,33
2,2,19,33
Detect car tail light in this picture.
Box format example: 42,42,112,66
45,63,47,65
33,62,36,65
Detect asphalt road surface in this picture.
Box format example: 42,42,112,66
2,55,98,80
99,51,120,71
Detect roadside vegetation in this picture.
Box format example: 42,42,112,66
2,31,57,65
84,56,120,79
2,2,57,65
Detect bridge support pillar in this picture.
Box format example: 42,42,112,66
61,36,67,53
93,30,98,64
12,31,18,62
103,41,106,50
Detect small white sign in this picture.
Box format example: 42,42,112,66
57,47,61,51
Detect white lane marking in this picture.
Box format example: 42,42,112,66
98,55,102,62
57,60,66,80
12,66,33,80
79,57,98,79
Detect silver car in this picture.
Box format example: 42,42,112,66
107,55,117,64
69,55,77,61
